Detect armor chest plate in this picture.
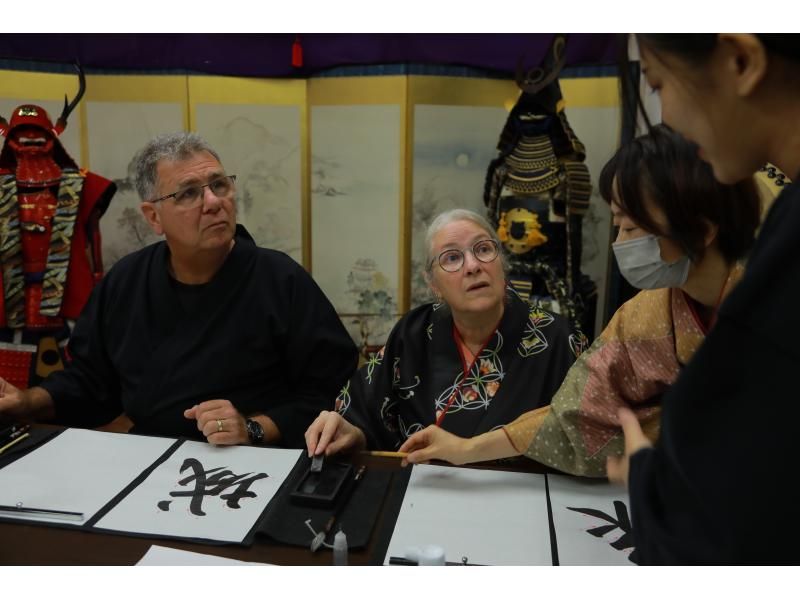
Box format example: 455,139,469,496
18,188,57,272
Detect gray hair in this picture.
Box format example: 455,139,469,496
424,208,507,273
132,132,222,201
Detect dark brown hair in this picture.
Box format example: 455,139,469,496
599,124,761,263
637,34,800,65
622,35,800,131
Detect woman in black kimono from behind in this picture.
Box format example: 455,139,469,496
305,208,582,455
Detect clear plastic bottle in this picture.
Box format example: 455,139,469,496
333,529,348,566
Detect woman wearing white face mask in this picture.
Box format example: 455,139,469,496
608,124,762,331
400,124,762,476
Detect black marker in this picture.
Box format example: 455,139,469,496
388,556,418,566
0,503,84,522
388,556,481,566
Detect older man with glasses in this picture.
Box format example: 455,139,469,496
305,208,580,458
0,132,358,448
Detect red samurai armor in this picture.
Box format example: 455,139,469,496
0,67,116,388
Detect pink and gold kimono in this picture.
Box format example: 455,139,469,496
503,265,743,477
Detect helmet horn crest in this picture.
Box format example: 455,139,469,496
515,34,568,96
53,62,86,136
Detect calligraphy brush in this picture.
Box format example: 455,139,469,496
310,465,366,552
324,465,366,536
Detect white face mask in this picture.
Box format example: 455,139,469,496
612,234,690,290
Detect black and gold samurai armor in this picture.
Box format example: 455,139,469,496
484,34,597,342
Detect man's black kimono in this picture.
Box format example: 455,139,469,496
41,225,358,448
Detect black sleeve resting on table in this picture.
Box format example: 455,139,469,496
265,259,359,447
338,318,407,451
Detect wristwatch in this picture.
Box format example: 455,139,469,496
245,418,265,444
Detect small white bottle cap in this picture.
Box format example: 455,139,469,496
418,544,446,566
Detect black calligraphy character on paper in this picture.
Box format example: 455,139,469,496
567,500,640,564
157,458,269,516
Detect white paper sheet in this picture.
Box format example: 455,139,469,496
136,544,266,566
0,429,174,526
384,464,552,565
547,474,637,565
95,441,301,543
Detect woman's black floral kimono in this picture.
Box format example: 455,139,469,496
337,289,584,449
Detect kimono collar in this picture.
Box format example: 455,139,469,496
148,224,258,328
431,286,531,343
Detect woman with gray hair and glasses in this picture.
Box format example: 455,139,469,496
305,208,580,457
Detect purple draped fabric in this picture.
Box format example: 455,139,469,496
0,34,617,77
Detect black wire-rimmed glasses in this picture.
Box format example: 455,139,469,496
149,174,237,208
429,239,500,273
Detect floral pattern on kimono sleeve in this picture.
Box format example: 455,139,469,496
337,329,423,449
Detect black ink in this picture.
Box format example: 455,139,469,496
567,501,640,564
158,457,268,516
